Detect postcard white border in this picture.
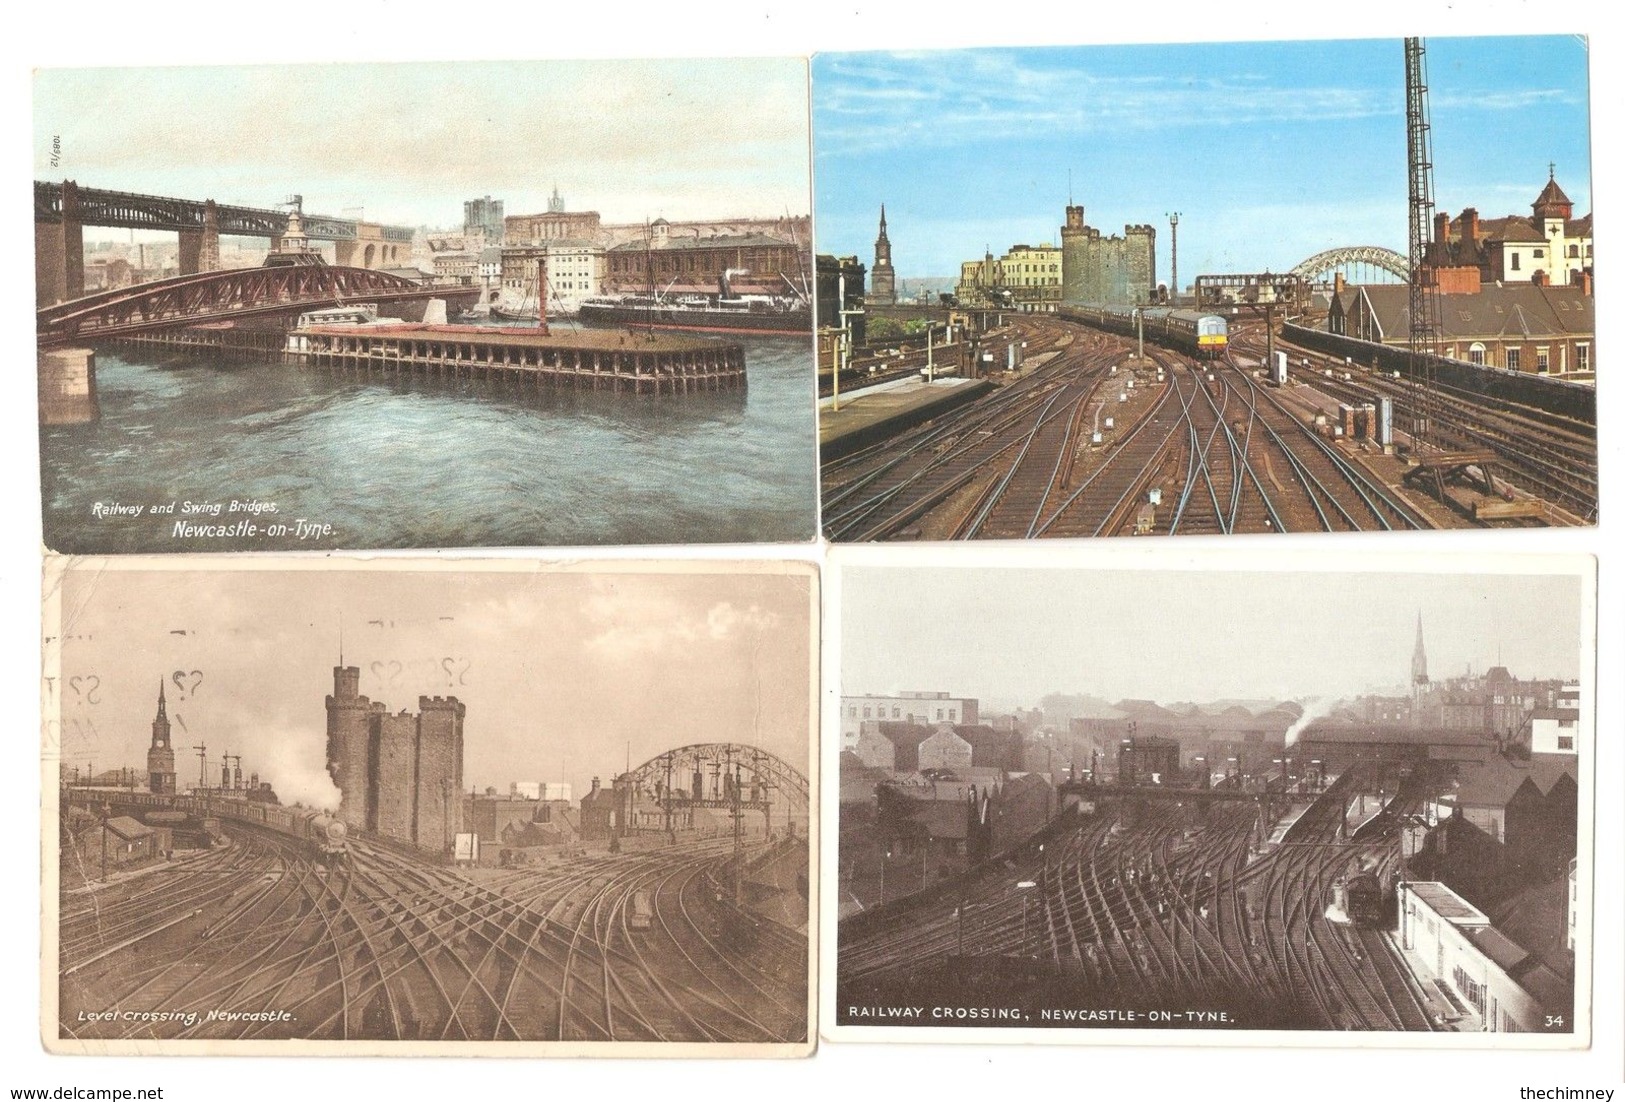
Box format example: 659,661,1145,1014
818,541,1596,1049
42,553,819,1058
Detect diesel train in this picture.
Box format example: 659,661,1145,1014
1058,304,1228,359
66,787,349,865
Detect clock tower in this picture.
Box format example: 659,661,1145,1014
870,205,896,306
147,680,177,795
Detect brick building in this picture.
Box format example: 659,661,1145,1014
1428,172,1593,289
1327,282,1595,377
1060,202,1156,307
603,225,805,296
504,185,600,245
325,663,465,854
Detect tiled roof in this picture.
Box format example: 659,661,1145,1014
1533,175,1573,210
1352,283,1594,343
1454,755,1540,808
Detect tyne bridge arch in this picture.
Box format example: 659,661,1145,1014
619,742,810,841
1291,246,1410,286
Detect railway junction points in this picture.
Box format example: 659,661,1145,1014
819,312,1594,540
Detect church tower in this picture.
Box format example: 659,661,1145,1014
147,681,177,794
870,205,896,306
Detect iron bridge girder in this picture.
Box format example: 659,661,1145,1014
33,180,410,241
623,742,809,819
36,264,430,346
1290,246,1411,282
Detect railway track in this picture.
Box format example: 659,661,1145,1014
58,827,808,1043
1255,333,1597,520
838,765,1438,1030
824,316,1445,539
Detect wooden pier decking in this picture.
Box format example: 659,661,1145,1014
289,323,746,395
110,321,749,396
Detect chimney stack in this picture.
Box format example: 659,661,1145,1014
1461,208,1480,248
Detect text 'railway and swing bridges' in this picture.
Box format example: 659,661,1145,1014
58,665,810,1045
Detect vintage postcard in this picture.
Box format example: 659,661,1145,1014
822,545,1593,1046
813,37,1596,540
34,58,816,553
44,556,815,1055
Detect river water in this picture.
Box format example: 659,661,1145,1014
41,331,817,553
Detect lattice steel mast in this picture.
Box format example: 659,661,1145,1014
1404,38,1442,451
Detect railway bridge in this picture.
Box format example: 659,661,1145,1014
612,742,811,843
35,179,416,306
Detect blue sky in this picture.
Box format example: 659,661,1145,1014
813,36,1593,282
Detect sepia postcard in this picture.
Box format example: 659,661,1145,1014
43,556,816,1055
813,37,1596,540
822,545,1594,1047
34,58,817,553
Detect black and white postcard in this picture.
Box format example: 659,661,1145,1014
824,545,1593,1046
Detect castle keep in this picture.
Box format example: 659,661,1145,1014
1060,203,1157,307
325,663,465,854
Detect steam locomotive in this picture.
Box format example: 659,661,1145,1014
67,788,348,866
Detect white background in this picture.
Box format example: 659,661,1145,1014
4,1,1618,1097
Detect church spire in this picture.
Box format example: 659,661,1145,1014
870,203,896,305
156,678,167,720
1411,613,1429,686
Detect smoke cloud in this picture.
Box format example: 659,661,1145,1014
249,727,341,811
1284,697,1339,747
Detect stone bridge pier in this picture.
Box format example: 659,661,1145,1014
34,179,83,308
177,200,221,276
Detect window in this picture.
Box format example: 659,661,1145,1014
1452,967,1487,1015
1469,343,1486,366
1557,735,1574,751
848,705,857,718
1533,249,1545,259
891,706,900,718
1537,348,1550,373
1506,348,1521,371
949,709,957,721
1511,253,1521,271
1569,245,1580,258
1577,344,1590,371
863,706,872,718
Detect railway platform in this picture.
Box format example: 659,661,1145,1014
820,376,991,461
